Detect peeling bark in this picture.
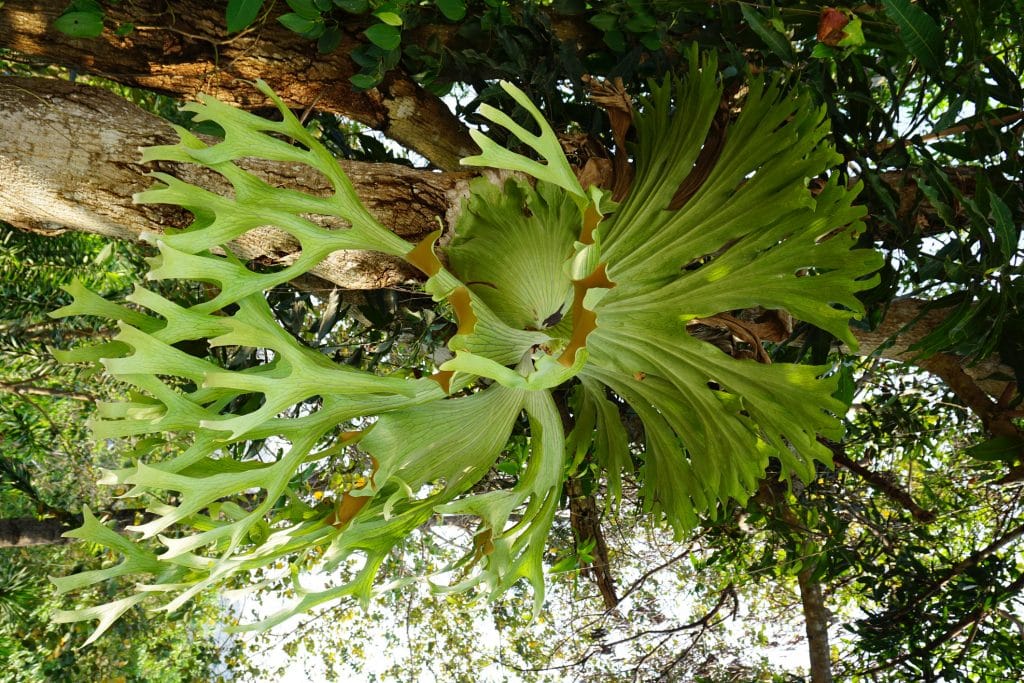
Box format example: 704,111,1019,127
0,0,478,169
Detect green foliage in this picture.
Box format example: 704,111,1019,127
225,0,265,34
0,563,37,621
0,547,241,683
436,0,466,22
820,367,1024,681
17,0,1024,677
52,1,105,38
50,52,880,644
0,225,144,516
881,0,944,72
52,10,104,38
738,4,795,64
0,224,241,681
363,22,401,51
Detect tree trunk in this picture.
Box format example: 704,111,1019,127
0,510,135,547
0,517,72,546
798,565,834,683
0,0,478,170
851,297,1012,398
757,483,835,683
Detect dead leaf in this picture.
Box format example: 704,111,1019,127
817,8,850,46
584,74,635,200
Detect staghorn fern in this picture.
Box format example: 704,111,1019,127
50,49,881,643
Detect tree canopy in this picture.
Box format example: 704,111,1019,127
0,1,1022,681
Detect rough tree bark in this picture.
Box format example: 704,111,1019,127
0,0,478,170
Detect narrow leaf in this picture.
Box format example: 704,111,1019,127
988,190,1016,263
882,0,943,71
739,4,795,62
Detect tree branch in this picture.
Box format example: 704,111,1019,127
858,570,1024,678
0,75,473,289
875,112,1024,153
852,298,1014,399
824,440,936,523
0,0,478,169
0,378,96,402
505,583,736,677
0,517,72,546
851,297,1023,480
566,474,619,609
0,509,137,547
885,521,1024,624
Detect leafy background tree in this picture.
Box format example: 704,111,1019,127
0,1,1022,682
0,225,249,680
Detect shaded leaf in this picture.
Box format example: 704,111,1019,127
350,72,381,90
279,12,322,36
334,0,368,12
317,25,343,53
364,23,401,51
882,0,943,71
740,3,795,62
966,435,1024,463
286,0,321,20
225,0,265,33
436,0,467,21
53,11,104,38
